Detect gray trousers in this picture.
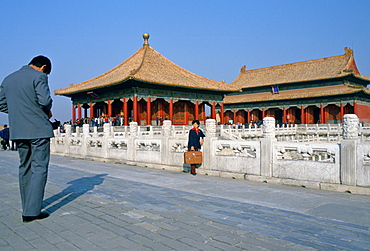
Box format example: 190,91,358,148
16,138,50,216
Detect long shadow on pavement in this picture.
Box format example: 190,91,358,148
42,174,108,214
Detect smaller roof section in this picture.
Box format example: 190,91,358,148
224,82,370,104
55,33,236,96
230,47,364,89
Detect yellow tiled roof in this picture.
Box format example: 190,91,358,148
224,84,370,104
55,43,235,96
229,47,363,89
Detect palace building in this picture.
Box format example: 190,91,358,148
55,33,235,125
225,47,370,125
55,34,370,125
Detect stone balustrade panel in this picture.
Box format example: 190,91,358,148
274,142,340,183
134,139,162,163
358,144,370,186
212,140,260,175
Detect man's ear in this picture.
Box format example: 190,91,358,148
40,65,47,74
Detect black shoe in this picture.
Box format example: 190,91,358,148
22,211,49,223
191,172,197,176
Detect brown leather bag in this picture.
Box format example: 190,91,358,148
184,151,202,164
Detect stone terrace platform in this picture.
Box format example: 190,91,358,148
0,150,369,250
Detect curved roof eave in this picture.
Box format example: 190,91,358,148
56,76,236,97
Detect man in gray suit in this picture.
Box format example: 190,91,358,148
0,55,54,222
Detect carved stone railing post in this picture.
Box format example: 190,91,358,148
341,114,360,186
93,126,98,137
162,120,172,165
103,123,111,136
53,128,60,137
101,123,111,158
129,122,138,137
162,120,172,137
204,119,217,171
206,119,217,138
261,117,276,177
74,126,79,137
65,125,72,136
81,124,90,157
342,114,359,140
262,116,276,139
64,124,72,154
82,124,90,135
65,124,71,135
128,122,138,161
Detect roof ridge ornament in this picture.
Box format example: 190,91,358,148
240,65,247,73
344,47,353,56
130,33,150,76
143,33,150,46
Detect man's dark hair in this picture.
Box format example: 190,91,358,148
28,55,52,74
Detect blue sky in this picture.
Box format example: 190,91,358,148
1,0,369,124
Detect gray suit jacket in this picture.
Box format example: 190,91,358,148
0,65,54,140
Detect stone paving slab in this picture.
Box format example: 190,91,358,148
0,150,369,250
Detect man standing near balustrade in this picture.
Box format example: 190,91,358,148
0,55,54,223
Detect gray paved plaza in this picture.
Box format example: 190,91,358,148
0,150,370,250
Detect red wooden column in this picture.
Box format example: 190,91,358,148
185,103,189,125
300,106,305,124
123,98,128,125
169,99,174,121
233,110,237,123
107,100,112,117
77,104,82,119
146,97,151,125
201,103,206,121
306,109,309,124
211,102,216,119
89,102,94,118
133,96,138,122
195,101,199,120
72,104,76,122
354,102,358,116
159,101,164,124
221,103,225,124
262,108,265,118
247,109,251,124
320,105,325,124
340,103,344,122
283,107,287,123
286,109,290,124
